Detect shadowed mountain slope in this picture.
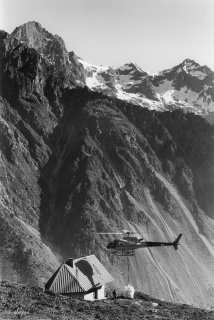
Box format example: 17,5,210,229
1,22,214,307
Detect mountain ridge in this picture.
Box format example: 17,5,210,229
1,21,214,307
79,57,214,114
2,21,214,116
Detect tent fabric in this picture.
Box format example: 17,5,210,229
46,254,114,294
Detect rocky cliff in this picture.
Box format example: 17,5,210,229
1,22,214,307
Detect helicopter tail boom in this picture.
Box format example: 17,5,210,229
173,234,182,250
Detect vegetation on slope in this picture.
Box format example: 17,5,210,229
0,281,214,320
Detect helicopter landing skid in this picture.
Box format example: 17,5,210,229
111,249,135,256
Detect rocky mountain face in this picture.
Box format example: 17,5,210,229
1,22,214,307
6,21,85,87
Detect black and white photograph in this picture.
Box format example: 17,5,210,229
0,0,214,319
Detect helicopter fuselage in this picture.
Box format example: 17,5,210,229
106,234,182,253
107,240,174,250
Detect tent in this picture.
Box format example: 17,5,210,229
45,254,114,300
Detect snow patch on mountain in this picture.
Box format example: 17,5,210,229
155,83,214,113
153,80,173,94
79,57,214,115
115,82,162,110
79,58,116,94
189,70,207,80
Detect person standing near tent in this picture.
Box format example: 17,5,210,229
113,289,117,302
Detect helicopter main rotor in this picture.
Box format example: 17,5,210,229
97,229,137,236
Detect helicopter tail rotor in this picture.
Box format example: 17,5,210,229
173,234,182,250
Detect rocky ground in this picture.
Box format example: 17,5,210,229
0,281,214,320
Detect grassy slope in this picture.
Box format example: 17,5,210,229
0,281,213,320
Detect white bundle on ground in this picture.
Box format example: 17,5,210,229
125,284,135,299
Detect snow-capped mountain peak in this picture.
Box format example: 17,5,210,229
78,56,214,115
177,59,211,80
181,58,200,69
78,58,116,95
117,62,145,73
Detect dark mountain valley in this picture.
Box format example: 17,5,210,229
1,21,214,311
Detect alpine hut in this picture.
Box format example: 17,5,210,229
45,255,114,300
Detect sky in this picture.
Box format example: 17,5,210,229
1,0,214,73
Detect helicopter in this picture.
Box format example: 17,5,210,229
98,230,182,256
